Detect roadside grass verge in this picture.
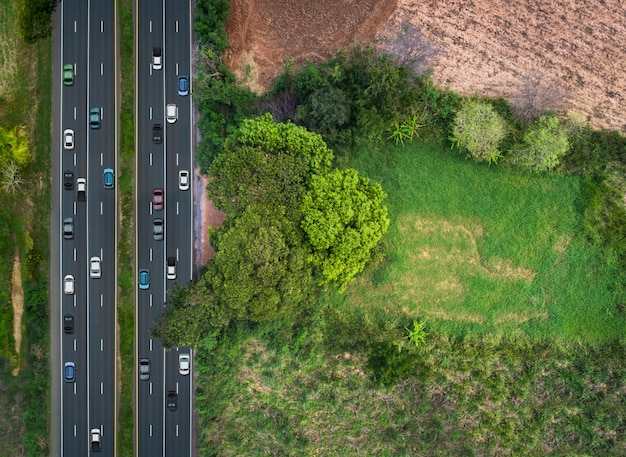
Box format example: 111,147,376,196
117,0,135,454
0,0,52,451
334,141,626,343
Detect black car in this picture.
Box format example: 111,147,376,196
167,391,177,411
64,171,74,190
152,123,162,144
64,314,74,334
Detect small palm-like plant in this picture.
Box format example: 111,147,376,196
405,319,427,351
388,113,424,146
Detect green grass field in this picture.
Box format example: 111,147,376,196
198,138,626,456
336,140,626,343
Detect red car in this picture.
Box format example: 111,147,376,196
152,188,164,211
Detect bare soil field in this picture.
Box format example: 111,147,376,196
224,0,626,131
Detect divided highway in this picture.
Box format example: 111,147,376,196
134,1,193,456
55,1,194,455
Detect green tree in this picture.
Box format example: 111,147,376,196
451,100,507,163
151,280,228,349
301,86,351,133
195,0,231,52
0,125,30,167
233,113,334,174
208,204,316,322
512,114,569,171
18,0,55,43
207,144,309,218
301,168,390,291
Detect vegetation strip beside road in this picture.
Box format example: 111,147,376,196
117,0,135,454
0,0,54,454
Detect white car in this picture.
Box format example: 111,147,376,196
166,104,177,124
63,274,75,295
90,256,101,279
64,129,74,150
178,170,189,191
178,353,190,375
152,47,162,70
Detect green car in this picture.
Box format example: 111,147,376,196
63,64,74,86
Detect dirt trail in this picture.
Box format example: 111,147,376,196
11,248,22,376
225,0,626,131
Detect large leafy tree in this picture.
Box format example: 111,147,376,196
451,100,507,164
158,115,389,346
151,279,228,349
207,145,309,219
301,168,390,291
208,204,316,321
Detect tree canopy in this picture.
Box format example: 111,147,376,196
207,204,316,322
231,113,334,174
157,114,389,346
301,168,390,291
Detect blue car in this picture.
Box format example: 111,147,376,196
64,362,75,383
139,269,150,290
178,76,189,96
103,168,114,189
89,107,101,129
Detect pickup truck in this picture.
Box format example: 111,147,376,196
91,428,102,452
76,178,86,201
166,256,176,280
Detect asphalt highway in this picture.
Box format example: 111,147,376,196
55,1,194,455
135,1,194,456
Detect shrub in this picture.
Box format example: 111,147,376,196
367,340,418,386
451,99,507,163
18,0,56,43
511,114,569,171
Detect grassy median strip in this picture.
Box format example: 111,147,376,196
117,0,135,454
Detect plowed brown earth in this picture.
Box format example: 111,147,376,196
225,0,626,131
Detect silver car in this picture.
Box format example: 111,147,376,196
90,256,101,279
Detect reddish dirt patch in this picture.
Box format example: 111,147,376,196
225,0,626,131
195,170,226,267
224,0,398,91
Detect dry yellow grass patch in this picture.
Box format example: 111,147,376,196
494,311,549,324
402,215,535,283
554,234,571,254
351,214,538,324
0,4,18,98
11,248,23,376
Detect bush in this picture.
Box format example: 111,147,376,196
18,0,56,43
510,114,569,171
300,86,351,133
451,99,508,163
367,340,419,386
